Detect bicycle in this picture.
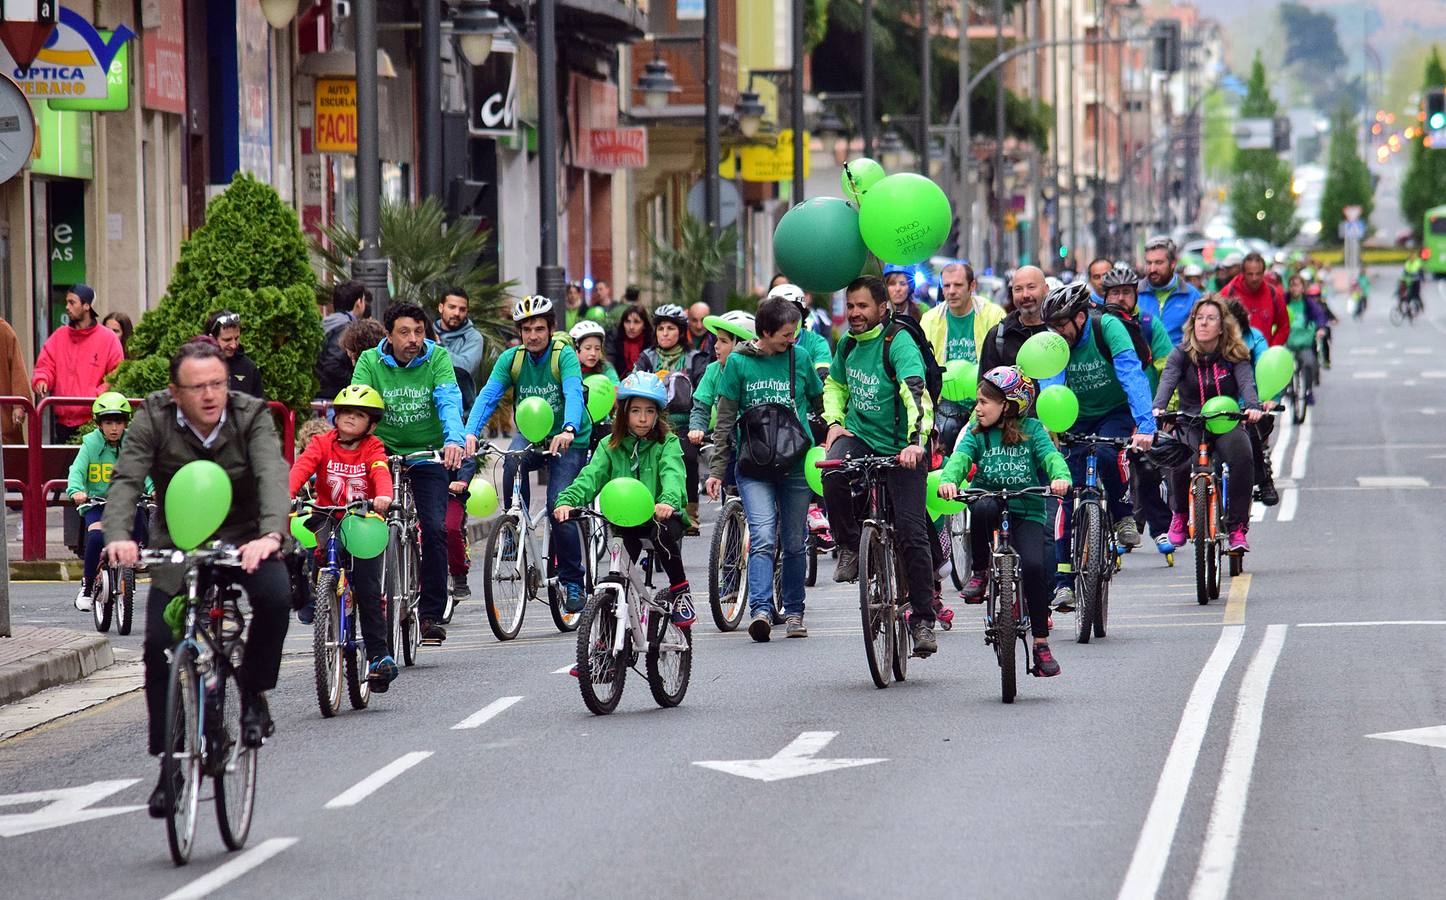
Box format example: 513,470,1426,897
382,450,446,665
943,508,971,591
1280,353,1312,426
1057,433,1132,644
705,484,786,632
1390,287,1422,326
140,544,258,866
295,499,376,718
959,486,1054,703
568,509,692,715
85,494,155,635
1158,410,1254,605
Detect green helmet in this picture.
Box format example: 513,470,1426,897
333,384,385,419
92,391,131,419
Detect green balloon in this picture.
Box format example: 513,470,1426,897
515,396,555,443
165,460,232,551
1036,384,1080,433
598,477,655,528
1017,331,1071,380
466,477,499,518
340,513,390,560
925,470,966,519
773,197,868,294
804,446,826,496
856,173,952,265
841,157,885,204
1254,346,1293,399
1202,395,1241,434
289,515,317,549
941,360,978,402
584,374,617,423
586,306,608,323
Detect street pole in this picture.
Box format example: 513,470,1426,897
0,433,9,636
1066,0,1076,269
958,0,970,262
419,0,443,202
352,0,391,319
1115,17,1126,257
863,0,875,157
1026,0,1040,266
704,0,724,312
537,0,566,327
919,0,930,175
792,0,806,203
993,0,1005,270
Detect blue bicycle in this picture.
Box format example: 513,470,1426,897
296,499,377,717
1058,433,1132,644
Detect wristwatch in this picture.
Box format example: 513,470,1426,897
562,425,577,435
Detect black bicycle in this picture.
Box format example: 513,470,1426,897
1057,433,1131,644
84,494,155,635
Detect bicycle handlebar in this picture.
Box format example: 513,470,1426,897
1057,432,1135,448
959,485,1055,503
390,450,447,464
292,499,373,515
815,454,901,470
138,544,244,567
475,440,557,462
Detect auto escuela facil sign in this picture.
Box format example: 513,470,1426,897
0,7,135,100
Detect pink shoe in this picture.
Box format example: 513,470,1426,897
807,505,830,533
1167,513,1187,548
1227,526,1249,553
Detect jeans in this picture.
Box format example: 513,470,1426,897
143,559,290,755
1292,345,1317,395
1056,409,1135,590
1168,424,1255,530
500,433,587,585
82,505,149,590
822,435,936,623
968,498,1051,639
736,470,811,617
405,462,452,622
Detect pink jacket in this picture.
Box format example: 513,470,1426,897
31,323,124,426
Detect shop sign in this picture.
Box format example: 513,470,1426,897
588,128,647,169
314,78,357,153
0,7,134,100
469,41,517,137
30,99,93,179
141,0,185,114
721,130,811,183
49,31,128,112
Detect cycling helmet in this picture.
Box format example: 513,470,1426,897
882,264,912,281
92,391,131,419
1300,267,1316,283
652,303,688,328
1101,263,1139,292
1220,252,1244,268
511,294,555,323
616,371,667,408
569,320,606,344
1040,281,1093,323
333,384,386,420
1146,431,1193,470
766,283,807,307
1182,263,1204,278
979,366,1036,416
704,310,757,341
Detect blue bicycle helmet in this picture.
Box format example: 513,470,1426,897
617,371,667,407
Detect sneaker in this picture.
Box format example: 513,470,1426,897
240,693,274,748
1052,586,1075,613
807,505,830,533
562,581,586,613
450,574,471,602
74,585,92,612
936,603,954,630
671,591,697,629
421,618,448,642
1306,392,1315,406
1227,526,1250,553
748,611,772,642
1033,643,1061,677
834,548,859,583
1167,513,1188,548
910,621,938,656
785,615,808,638
1257,480,1279,507
367,656,399,692
1114,517,1141,549
1155,534,1175,554
961,572,988,604
297,601,314,625
147,767,181,819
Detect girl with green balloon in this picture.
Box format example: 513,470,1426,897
555,372,698,630
687,310,757,479
570,319,620,451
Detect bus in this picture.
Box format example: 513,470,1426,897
1425,206,1446,276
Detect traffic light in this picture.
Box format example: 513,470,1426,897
1427,90,1446,142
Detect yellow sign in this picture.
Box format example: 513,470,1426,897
314,78,358,154
720,130,811,183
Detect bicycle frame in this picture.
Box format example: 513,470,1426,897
595,529,686,660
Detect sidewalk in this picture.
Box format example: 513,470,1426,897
0,625,114,706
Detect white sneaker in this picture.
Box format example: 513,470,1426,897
75,585,93,612
807,505,829,532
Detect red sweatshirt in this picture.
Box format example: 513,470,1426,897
31,322,124,426
288,430,394,507
1221,275,1290,347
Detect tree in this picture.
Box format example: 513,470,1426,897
112,173,322,413
1279,3,1345,72
1229,54,1299,245
1317,106,1374,245
648,215,737,307
1401,47,1446,243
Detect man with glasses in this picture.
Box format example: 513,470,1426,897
103,340,292,818
1137,236,1201,347
206,309,265,399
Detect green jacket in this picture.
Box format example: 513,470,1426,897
689,359,723,433
67,428,154,504
939,417,1071,524
824,323,933,454
556,432,689,524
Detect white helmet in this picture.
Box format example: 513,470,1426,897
511,294,554,323
569,320,606,343
766,282,807,307
653,303,687,326
705,310,757,341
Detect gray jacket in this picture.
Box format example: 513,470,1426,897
1152,347,1261,414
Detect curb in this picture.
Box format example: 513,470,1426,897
0,631,115,707
7,560,83,581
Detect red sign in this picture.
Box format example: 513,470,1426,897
142,0,185,114
588,128,647,169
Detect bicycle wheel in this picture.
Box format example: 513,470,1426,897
383,531,403,658
646,589,692,708
1291,366,1308,425
708,501,747,631
550,521,589,633
991,560,1018,704
1390,304,1405,326
1095,567,1110,638
403,534,423,662
858,523,894,689
117,566,135,635
805,539,818,587
484,515,527,640
891,562,909,683
1073,504,1103,644
1192,481,1212,605
213,660,257,851
947,511,970,591
91,569,111,633
576,583,626,714
312,572,342,718
161,646,202,865
771,548,786,625
344,597,371,710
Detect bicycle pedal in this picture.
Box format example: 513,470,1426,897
421,636,444,646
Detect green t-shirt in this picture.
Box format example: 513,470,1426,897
827,324,928,454
490,344,592,443
715,347,824,464
938,418,1071,524
945,309,977,363
796,325,833,372
690,359,723,433
352,342,459,455
1065,316,1135,422
1285,300,1315,351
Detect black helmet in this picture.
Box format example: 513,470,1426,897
1101,263,1138,292
1041,281,1092,323
1146,431,1193,470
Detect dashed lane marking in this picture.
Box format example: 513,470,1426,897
160,838,299,900
324,752,433,809
452,696,523,730
1222,574,1251,626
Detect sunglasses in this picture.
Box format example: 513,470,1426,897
209,313,240,334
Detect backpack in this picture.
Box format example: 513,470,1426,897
735,347,810,481
839,314,945,406
637,347,700,415
509,332,576,383
315,319,355,400
1092,308,1153,368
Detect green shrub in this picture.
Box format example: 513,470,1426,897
112,173,322,412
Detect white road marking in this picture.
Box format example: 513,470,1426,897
1406,346,1433,355
1188,624,1288,900
1116,626,1246,900
1352,371,1388,379
1297,620,1446,627
1421,371,1446,379
324,752,433,808
1422,408,1439,415
1269,413,1293,473
1347,347,1378,354
1289,415,1311,480
0,779,145,837
1366,725,1446,751
1355,476,1429,488
451,696,523,730
552,664,574,674
1276,489,1298,522
1250,504,1265,523
693,732,887,782
160,837,299,900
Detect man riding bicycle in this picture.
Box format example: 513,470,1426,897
350,302,466,643
920,262,1005,451
104,340,292,819
821,275,940,656
465,295,591,612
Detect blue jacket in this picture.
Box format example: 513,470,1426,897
1041,317,1158,435
1136,274,1201,347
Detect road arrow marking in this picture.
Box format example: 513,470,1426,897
1367,725,1446,750
0,779,145,837
693,732,886,782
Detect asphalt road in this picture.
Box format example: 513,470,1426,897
3,271,1445,899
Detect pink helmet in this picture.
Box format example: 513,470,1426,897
981,365,1037,415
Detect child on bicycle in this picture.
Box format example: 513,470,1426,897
288,384,399,691
1307,283,1337,370
687,310,756,487
554,371,696,629
571,319,619,453
1284,275,1328,407
936,367,1071,678
67,392,152,612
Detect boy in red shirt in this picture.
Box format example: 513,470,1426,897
289,384,399,690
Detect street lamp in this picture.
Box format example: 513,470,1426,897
635,56,680,112
259,0,300,29
452,0,503,67
736,90,766,138
877,127,905,170
815,108,846,144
